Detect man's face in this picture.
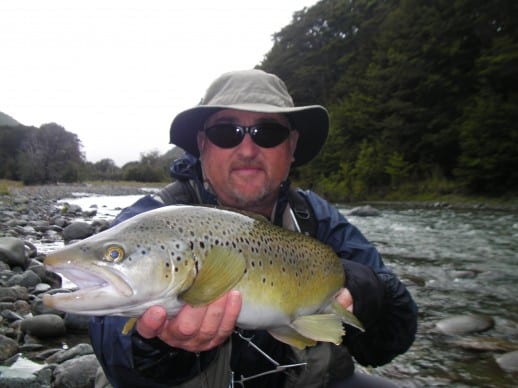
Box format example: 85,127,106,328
197,109,299,215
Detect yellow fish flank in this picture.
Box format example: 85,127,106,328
43,205,362,349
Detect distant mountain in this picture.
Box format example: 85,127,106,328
0,111,21,127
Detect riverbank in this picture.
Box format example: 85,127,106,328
0,183,156,387
1,183,517,387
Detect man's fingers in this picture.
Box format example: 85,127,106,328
136,305,168,338
336,288,354,312
218,290,242,335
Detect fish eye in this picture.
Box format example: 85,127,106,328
105,246,125,263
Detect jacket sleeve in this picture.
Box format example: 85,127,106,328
88,195,218,387
305,191,418,367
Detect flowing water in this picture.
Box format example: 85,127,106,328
40,195,518,387
341,204,518,387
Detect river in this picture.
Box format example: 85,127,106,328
44,194,518,387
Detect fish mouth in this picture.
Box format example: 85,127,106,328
43,263,134,315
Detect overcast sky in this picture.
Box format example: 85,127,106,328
1,0,318,166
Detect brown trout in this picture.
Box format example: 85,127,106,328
43,205,362,349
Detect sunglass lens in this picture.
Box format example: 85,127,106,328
204,123,290,148
252,124,290,148
206,124,243,148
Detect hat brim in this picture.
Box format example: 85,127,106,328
169,103,329,167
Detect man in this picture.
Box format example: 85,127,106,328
90,69,417,387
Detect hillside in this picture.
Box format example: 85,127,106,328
0,111,21,127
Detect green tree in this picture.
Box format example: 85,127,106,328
0,125,32,180
17,123,84,184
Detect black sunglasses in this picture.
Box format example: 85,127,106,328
202,123,291,149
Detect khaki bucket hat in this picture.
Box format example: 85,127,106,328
169,69,329,166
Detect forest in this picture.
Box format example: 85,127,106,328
259,0,517,200
1,0,517,201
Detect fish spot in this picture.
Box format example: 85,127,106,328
199,241,205,249
175,267,179,272
160,245,165,250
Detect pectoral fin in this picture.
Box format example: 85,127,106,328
291,313,345,345
268,327,317,349
180,246,246,306
330,300,364,331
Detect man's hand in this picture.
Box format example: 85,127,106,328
336,288,354,312
136,290,242,352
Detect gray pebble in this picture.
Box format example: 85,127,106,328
435,314,495,335
347,205,381,217
52,354,100,388
63,221,93,243
20,314,66,338
0,237,27,268
0,334,19,361
495,350,518,373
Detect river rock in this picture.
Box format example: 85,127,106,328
29,263,62,289
52,354,99,388
0,286,29,302
64,312,90,332
20,314,66,338
61,203,83,215
7,269,41,288
0,237,28,268
45,343,93,364
495,350,518,373
62,221,93,243
348,205,381,217
435,314,495,335
0,355,52,388
0,334,19,361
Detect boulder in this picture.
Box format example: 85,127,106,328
0,237,28,268
20,314,66,338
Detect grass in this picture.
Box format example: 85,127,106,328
0,179,22,195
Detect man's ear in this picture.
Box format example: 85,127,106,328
197,132,206,154
289,130,299,160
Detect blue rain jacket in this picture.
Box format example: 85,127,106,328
89,156,417,388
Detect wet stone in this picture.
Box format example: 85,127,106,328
64,312,90,332
45,343,93,364
0,286,29,302
0,237,28,268
52,353,100,388
347,205,381,217
435,314,495,336
7,269,42,288
20,314,66,338
495,350,518,373
62,221,93,243
0,334,19,361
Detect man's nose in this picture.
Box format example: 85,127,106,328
236,133,260,156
